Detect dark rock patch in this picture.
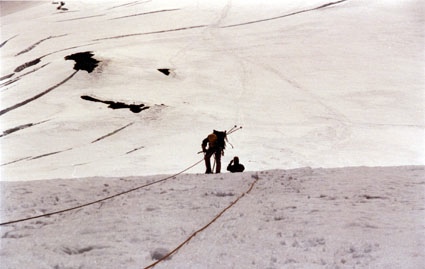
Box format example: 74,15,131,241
65,51,99,73
157,68,171,76
81,95,149,113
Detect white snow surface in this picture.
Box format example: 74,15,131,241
0,0,424,180
1,166,424,268
0,1,425,268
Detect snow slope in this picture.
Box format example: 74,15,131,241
0,0,424,181
0,2,424,268
1,166,424,268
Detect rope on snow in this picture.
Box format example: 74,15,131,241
0,125,243,226
143,174,260,269
0,158,204,226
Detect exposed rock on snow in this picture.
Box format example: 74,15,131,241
64,51,99,73
81,95,149,113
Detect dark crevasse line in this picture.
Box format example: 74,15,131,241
107,1,139,10
57,14,106,22
0,70,78,116
106,0,150,10
93,24,208,41
91,122,134,143
221,0,349,28
0,157,32,167
0,73,15,81
10,44,94,75
0,77,20,88
0,119,50,138
125,146,144,154
14,58,42,73
0,35,18,48
15,34,67,56
110,8,180,20
2,148,72,166
1,63,50,88
30,148,73,160
43,43,98,58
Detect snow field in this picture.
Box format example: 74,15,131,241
1,166,424,268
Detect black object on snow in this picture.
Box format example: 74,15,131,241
65,52,99,73
81,95,149,113
157,68,171,76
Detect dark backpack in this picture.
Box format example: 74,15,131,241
213,130,226,149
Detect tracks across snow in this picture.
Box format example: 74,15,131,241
221,0,349,28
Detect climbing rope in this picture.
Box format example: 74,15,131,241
0,158,204,226
0,125,243,226
143,174,260,269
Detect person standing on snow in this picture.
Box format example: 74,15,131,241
227,156,245,173
201,130,226,174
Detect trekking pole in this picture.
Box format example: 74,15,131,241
224,125,242,149
227,126,242,135
227,125,238,134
